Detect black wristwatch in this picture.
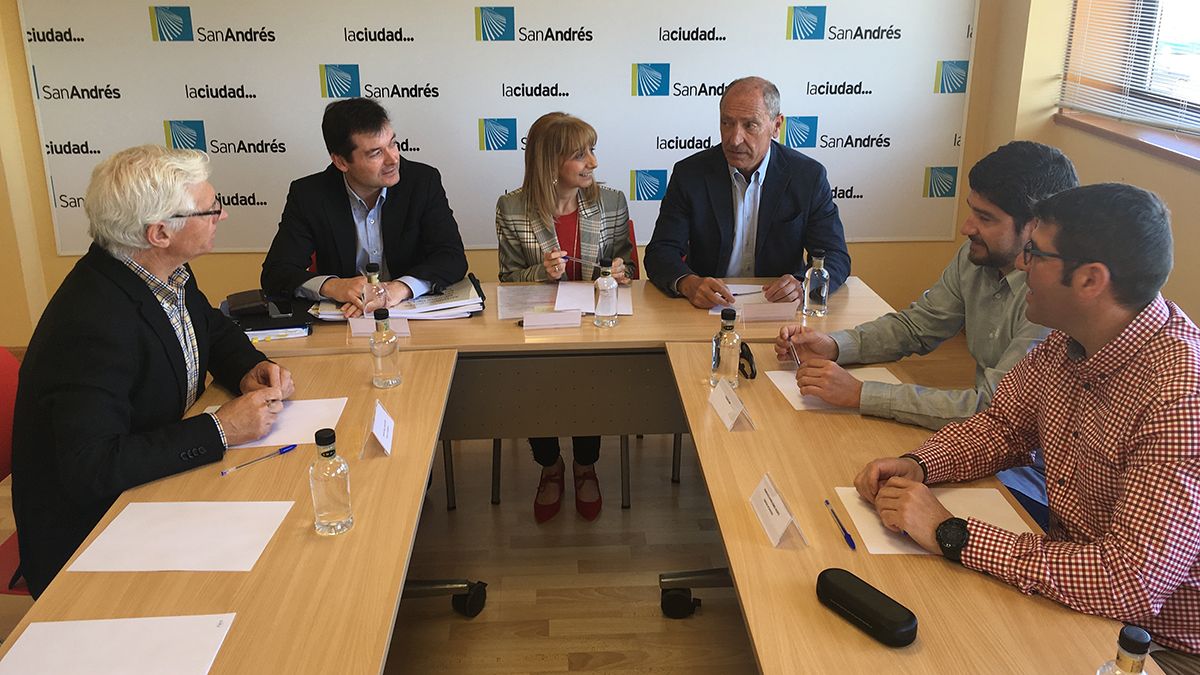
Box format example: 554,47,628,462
935,517,969,564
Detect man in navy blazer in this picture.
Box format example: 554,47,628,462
261,98,468,318
645,76,850,308
13,145,292,598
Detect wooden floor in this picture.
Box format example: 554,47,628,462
383,336,975,674
387,433,757,674
0,336,976,672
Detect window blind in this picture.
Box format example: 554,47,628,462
1060,0,1200,135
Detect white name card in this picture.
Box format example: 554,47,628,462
750,474,804,547
740,300,800,323
522,309,582,330
371,399,394,456
349,316,410,337
707,379,754,431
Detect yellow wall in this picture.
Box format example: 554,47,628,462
2,0,1196,347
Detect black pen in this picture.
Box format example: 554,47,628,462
825,499,856,550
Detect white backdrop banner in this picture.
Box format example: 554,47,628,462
20,1,977,254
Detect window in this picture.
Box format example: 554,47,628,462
1060,0,1200,136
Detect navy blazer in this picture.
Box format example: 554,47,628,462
644,141,850,296
12,245,267,597
261,160,469,297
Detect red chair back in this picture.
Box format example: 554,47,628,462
627,219,641,280
0,348,18,481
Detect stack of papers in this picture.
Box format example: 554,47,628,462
245,326,311,343
312,302,346,321
390,278,483,319
312,278,483,321
497,284,557,320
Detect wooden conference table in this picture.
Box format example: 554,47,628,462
260,279,895,445
665,341,1156,673
0,352,458,674
0,278,1143,673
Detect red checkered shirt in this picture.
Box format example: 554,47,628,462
913,295,1200,654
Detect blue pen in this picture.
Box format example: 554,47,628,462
220,444,297,477
825,499,857,550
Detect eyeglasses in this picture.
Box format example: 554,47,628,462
1022,240,1092,267
171,204,223,220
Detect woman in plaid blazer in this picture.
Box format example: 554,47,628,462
494,112,637,523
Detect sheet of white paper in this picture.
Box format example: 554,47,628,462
0,613,236,675
835,486,1035,555
708,379,746,430
497,284,557,320
727,284,763,295
766,368,901,412
390,304,480,319
553,282,634,316
349,316,409,337
554,281,595,314
371,399,394,456
617,286,633,315
741,300,799,322
70,501,292,572
709,291,767,314
750,474,800,547
229,397,348,449
522,309,582,329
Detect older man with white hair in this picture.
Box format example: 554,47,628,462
12,144,293,598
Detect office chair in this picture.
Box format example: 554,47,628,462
0,348,30,596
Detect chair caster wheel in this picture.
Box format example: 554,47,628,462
451,581,487,617
661,588,700,619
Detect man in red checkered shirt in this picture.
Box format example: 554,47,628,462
855,183,1199,672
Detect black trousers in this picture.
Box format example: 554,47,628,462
529,436,600,468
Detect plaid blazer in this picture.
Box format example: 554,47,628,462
495,185,636,282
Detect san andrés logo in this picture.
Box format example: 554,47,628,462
475,6,592,42
149,6,276,43
163,120,287,154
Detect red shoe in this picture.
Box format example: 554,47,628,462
534,467,565,524
574,465,602,521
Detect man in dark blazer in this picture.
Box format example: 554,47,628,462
645,76,850,308
261,98,468,318
13,145,292,598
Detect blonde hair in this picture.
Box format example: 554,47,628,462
85,144,210,258
521,112,599,232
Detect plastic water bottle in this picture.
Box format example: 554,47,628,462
310,428,353,536
362,262,389,315
803,249,830,317
709,308,740,388
1096,625,1151,674
369,307,402,388
594,258,619,327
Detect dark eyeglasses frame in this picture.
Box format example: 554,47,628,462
170,204,223,220
1022,240,1093,267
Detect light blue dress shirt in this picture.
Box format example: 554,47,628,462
724,144,770,278
297,180,431,300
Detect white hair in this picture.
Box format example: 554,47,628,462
84,144,210,258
